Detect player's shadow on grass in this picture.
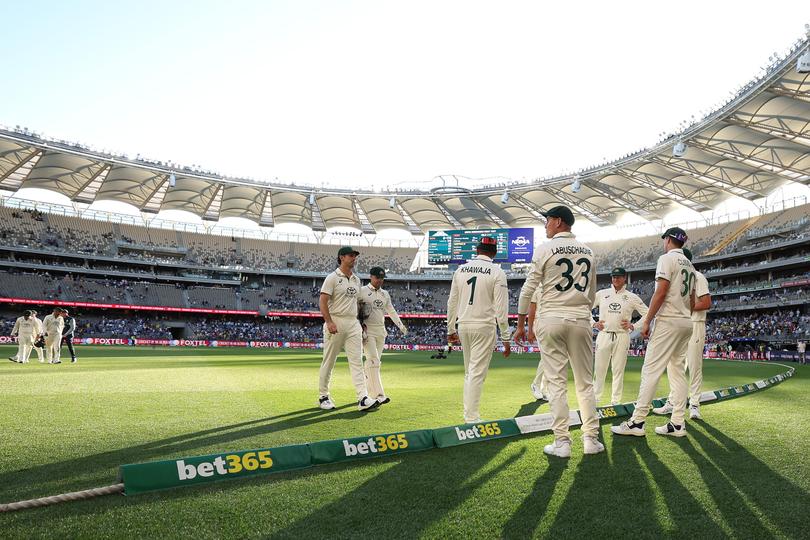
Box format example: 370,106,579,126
690,419,810,538
270,439,526,539
0,404,370,501
514,399,546,418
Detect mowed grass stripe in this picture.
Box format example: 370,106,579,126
0,346,807,539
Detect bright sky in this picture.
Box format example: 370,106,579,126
1,1,809,241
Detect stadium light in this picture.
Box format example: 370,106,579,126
571,176,582,194
169,173,176,187
389,196,396,209
309,192,316,205
501,190,509,204
673,141,687,157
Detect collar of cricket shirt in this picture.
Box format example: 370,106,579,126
552,232,575,239
612,285,626,294
475,254,493,262
335,268,355,279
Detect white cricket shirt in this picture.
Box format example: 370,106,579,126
447,254,510,339
518,232,596,319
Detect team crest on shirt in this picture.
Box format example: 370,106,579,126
622,295,628,301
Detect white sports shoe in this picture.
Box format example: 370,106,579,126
583,436,605,455
318,396,336,410
611,420,646,437
530,384,547,401
654,422,687,437
377,395,391,405
689,406,702,420
357,396,380,411
543,439,572,458
652,401,673,415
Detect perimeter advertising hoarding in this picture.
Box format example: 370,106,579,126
428,228,534,265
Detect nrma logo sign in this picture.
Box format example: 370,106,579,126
511,236,530,248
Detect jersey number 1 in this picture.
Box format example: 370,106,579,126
466,276,477,305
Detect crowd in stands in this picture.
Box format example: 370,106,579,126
705,310,810,342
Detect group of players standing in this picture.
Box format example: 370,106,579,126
315,204,712,459
8,307,78,364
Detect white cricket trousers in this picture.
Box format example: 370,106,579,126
45,336,61,363
531,320,547,395
631,317,692,426
319,317,370,401
363,326,387,399
458,323,497,423
538,317,599,441
667,321,706,408
11,343,44,362
593,330,631,404
16,335,35,363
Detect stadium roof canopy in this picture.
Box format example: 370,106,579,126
2,36,810,232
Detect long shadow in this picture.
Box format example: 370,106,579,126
265,402,536,538
632,436,727,537
514,399,546,418
537,426,657,538
0,404,363,500
500,451,567,539
690,420,810,538
678,437,771,537
271,440,524,539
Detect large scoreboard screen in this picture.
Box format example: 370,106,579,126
428,228,534,265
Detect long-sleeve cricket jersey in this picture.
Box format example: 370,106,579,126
593,286,649,332
447,254,510,339
518,232,596,318
358,284,406,331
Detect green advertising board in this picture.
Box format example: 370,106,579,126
309,430,434,465
119,443,311,495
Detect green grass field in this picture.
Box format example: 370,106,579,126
1,346,808,539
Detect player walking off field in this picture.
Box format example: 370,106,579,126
592,267,649,405
653,248,711,419
514,205,603,458
61,309,78,363
8,310,38,364
527,288,548,402
359,266,408,405
612,227,695,438
447,236,511,424
9,309,44,363
42,308,65,364
317,246,379,412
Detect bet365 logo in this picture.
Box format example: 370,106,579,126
176,451,273,481
455,422,502,440
597,407,618,419
343,434,409,456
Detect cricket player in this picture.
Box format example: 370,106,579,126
61,309,78,363
8,309,45,363
653,248,711,419
612,227,695,438
447,236,511,424
798,340,806,365
43,308,65,364
514,205,602,458
9,310,38,364
358,266,408,404
526,288,548,402
592,267,649,405
317,246,379,412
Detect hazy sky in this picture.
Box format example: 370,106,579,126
3,0,809,191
